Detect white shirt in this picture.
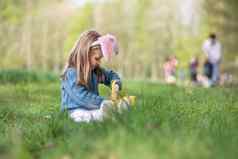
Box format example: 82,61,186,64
202,39,222,64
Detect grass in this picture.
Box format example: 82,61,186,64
0,78,238,159
0,69,58,84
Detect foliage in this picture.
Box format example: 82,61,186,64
0,0,237,79
203,0,238,61
63,2,94,56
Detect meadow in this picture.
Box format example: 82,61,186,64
0,71,237,159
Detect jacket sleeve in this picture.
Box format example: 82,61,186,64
101,68,122,90
62,69,104,110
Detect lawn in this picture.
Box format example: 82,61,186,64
0,79,238,159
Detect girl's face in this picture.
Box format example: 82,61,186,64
89,48,103,69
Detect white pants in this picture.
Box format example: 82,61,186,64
69,100,129,123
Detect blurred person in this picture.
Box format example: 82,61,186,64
203,58,213,80
163,55,178,84
189,56,199,84
202,33,222,85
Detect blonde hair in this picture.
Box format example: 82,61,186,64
61,30,101,88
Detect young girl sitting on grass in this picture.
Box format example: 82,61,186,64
61,30,129,122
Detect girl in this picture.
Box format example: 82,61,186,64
163,56,177,84
61,30,127,122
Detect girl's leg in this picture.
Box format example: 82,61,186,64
117,99,130,113
69,100,129,123
69,100,115,123
98,100,116,118
69,109,94,123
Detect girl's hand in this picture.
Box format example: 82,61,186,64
111,80,120,101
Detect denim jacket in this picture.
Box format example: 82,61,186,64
61,67,121,111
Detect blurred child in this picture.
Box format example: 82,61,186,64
189,57,199,83
163,55,177,84
61,30,129,122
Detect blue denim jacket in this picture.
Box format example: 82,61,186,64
61,67,121,111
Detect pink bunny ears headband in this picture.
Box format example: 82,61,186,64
91,34,119,61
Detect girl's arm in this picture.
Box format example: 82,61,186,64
63,69,104,110
100,68,122,90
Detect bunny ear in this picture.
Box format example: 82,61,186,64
111,35,119,55
91,34,119,61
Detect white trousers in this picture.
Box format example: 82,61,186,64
69,100,129,123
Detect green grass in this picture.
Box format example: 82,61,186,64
0,69,58,84
0,80,238,159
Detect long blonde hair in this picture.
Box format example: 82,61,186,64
61,30,101,88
